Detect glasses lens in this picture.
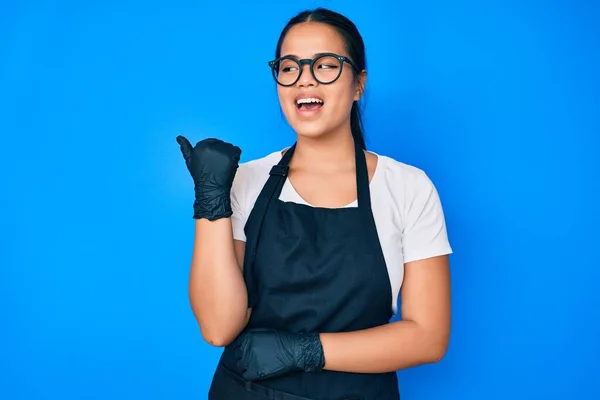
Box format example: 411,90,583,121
313,55,342,84
273,58,300,86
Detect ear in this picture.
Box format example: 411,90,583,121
353,70,367,101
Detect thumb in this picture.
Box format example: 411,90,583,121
176,135,192,160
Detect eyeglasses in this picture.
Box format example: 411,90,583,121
268,53,360,87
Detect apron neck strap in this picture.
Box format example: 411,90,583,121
353,139,372,210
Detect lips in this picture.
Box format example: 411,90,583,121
295,95,324,111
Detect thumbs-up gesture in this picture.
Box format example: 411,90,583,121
176,136,242,220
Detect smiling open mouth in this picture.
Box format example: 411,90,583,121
296,97,324,111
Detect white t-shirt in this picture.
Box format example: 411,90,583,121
230,148,453,315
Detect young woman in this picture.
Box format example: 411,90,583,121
176,8,453,400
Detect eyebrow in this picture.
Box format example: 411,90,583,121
280,52,335,59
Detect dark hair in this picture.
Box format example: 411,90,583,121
275,8,367,150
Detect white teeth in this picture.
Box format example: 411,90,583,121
296,97,324,105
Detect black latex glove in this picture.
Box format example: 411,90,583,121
233,329,325,381
176,136,242,220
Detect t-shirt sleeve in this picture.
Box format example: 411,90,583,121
402,170,453,263
230,166,248,242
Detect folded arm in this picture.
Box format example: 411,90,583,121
319,255,451,373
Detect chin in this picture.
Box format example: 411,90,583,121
291,123,335,141
292,118,350,141
294,126,327,139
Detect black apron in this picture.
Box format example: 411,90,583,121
209,139,400,400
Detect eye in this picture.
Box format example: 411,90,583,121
279,59,299,74
315,55,341,70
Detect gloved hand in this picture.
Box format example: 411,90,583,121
176,135,242,220
233,328,325,381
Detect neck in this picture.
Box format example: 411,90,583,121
289,128,357,173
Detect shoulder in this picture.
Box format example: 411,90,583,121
229,149,284,240
370,151,436,198
369,151,448,232
371,151,452,260
235,150,282,181
231,149,284,200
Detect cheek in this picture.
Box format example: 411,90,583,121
332,73,357,102
328,84,356,112
277,87,294,113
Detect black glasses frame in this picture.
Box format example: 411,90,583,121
267,52,360,87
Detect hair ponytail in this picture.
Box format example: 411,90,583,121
350,102,366,150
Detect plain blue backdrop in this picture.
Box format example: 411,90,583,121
1,0,599,399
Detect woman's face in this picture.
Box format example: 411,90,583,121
276,22,365,140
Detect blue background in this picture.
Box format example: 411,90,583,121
1,0,599,399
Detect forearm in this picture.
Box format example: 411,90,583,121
188,218,249,347
319,320,449,373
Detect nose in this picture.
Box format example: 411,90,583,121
297,63,317,87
